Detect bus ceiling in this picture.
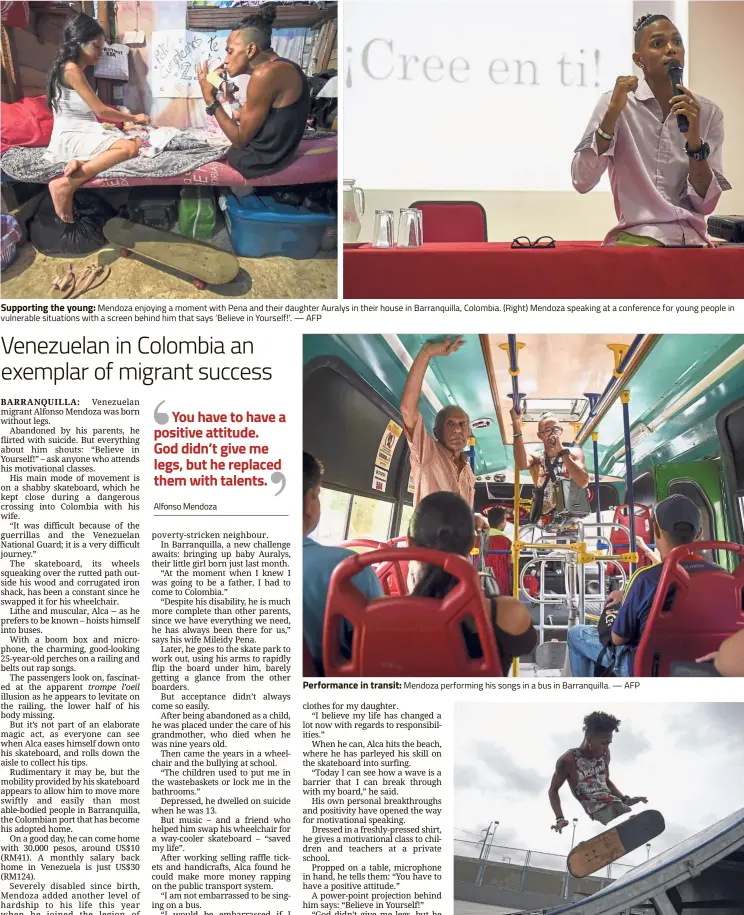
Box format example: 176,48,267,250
303,334,744,479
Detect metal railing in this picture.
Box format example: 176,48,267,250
454,836,636,883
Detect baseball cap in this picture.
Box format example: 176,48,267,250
654,494,701,536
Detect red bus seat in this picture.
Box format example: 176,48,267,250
634,541,744,677
339,539,407,597
610,503,653,573
381,537,410,596
485,533,512,597
323,547,503,677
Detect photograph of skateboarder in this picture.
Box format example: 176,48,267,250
549,711,647,833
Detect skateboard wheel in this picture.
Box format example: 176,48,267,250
120,248,130,257
193,279,206,290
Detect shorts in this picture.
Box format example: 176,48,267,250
591,799,632,826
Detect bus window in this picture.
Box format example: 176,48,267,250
667,479,717,563
312,488,351,545
347,495,394,542
398,503,414,538
633,472,655,508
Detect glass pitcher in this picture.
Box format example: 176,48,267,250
343,178,365,243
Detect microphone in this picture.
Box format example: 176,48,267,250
667,62,688,132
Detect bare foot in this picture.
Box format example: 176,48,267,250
49,177,75,223
63,158,83,177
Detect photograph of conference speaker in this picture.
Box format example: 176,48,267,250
342,0,744,300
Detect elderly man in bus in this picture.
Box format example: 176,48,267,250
303,452,382,674
401,336,487,530
566,494,722,677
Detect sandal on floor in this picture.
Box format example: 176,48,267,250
51,263,76,299
72,264,110,297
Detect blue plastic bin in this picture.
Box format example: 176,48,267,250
223,193,336,259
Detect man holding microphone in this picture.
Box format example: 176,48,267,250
572,12,730,246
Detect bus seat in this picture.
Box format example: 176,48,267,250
485,533,512,599
610,503,653,572
382,537,410,596
323,547,503,677
634,541,744,677
303,639,319,677
339,539,407,597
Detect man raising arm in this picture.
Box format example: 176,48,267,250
401,336,487,532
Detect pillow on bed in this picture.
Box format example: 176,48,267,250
0,96,54,157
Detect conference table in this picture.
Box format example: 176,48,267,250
343,241,744,299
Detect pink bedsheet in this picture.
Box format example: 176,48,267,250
87,136,337,188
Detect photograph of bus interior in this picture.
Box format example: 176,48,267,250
303,333,744,678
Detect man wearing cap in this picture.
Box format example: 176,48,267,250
566,494,721,677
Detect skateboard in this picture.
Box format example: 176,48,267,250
567,809,665,878
103,217,239,290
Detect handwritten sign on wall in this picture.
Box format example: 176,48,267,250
151,30,227,98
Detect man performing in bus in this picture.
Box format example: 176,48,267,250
400,336,486,531
549,711,648,833
571,12,729,246
511,408,589,521
196,4,310,178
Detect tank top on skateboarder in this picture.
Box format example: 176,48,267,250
570,749,616,817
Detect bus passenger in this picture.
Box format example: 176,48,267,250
485,507,512,597
401,336,487,531
567,494,722,677
511,409,589,521
303,452,383,674
409,492,537,672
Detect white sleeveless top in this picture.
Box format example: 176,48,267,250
48,86,125,162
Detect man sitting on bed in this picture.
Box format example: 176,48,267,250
196,3,310,178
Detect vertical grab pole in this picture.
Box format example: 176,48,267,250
593,432,605,600
621,390,637,575
502,335,525,678
512,456,520,678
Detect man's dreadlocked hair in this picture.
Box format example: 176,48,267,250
633,13,673,50
234,2,277,50
583,711,621,736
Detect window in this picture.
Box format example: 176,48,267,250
347,495,394,543
521,398,588,423
666,479,717,563
632,472,655,508
312,489,351,545
398,503,414,538
311,488,394,546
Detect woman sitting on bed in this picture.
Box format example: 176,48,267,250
46,13,150,223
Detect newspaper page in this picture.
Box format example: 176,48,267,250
3,2,744,915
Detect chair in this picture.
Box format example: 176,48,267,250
323,547,502,677
484,533,512,598
410,200,488,242
339,539,407,596
633,541,744,677
610,503,653,572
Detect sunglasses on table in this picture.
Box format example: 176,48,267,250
511,236,556,249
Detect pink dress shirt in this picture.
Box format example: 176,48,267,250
406,412,475,509
572,79,730,246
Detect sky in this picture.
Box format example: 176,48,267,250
453,702,744,870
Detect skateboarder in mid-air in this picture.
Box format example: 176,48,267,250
549,711,648,833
